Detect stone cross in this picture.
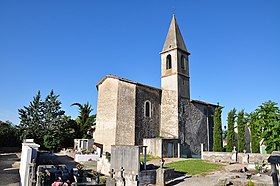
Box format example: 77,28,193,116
233,146,236,153
109,169,115,178
120,167,124,178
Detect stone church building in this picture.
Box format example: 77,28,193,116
94,16,218,158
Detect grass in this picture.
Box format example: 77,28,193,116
164,160,224,175
81,161,97,169
140,154,160,162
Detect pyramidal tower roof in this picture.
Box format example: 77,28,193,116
162,15,189,54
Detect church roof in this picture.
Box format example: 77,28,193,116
191,99,221,107
96,75,161,91
162,15,189,54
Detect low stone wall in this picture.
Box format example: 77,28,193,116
202,151,270,164
75,154,100,162
202,151,234,163
239,153,270,164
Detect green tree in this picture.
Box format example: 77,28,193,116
247,112,260,153
19,90,70,150
254,101,280,153
237,110,246,152
71,102,95,138
43,90,65,131
42,90,69,151
0,120,21,147
226,108,236,152
213,106,223,152
18,91,44,144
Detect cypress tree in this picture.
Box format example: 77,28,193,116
237,110,246,152
213,106,223,152
226,108,236,152
247,112,260,153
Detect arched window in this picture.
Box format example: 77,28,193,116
166,54,172,69
144,100,151,118
181,55,185,69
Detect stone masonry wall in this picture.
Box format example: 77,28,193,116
115,81,136,145
202,151,234,163
160,90,178,138
180,101,216,156
203,151,270,164
94,78,119,153
135,86,161,145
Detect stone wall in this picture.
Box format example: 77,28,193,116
180,101,216,157
144,138,179,158
160,90,178,138
143,138,162,158
202,151,270,164
115,81,136,146
94,78,119,153
135,86,161,145
239,153,270,164
202,151,234,163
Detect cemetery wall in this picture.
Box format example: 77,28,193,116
203,151,270,164
238,153,270,164
202,151,233,163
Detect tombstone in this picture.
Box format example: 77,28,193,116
20,139,40,186
115,167,125,186
156,168,166,186
231,146,237,162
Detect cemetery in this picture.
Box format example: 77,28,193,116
14,137,280,186
0,2,279,186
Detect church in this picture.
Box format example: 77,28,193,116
94,15,218,158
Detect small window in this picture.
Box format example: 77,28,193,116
144,100,151,118
181,55,185,69
166,54,172,70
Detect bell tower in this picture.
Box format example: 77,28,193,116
160,15,190,139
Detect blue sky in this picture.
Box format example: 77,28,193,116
0,0,279,126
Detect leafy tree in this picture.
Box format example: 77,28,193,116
213,106,223,152
226,108,236,152
71,102,95,138
0,120,21,147
237,110,246,152
254,101,280,153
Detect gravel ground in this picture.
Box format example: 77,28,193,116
0,153,20,186
166,163,273,186
0,153,274,186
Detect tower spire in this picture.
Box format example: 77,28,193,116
162,15,189,54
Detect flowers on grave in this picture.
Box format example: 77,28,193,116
76,163,84,170
92,170,100,178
